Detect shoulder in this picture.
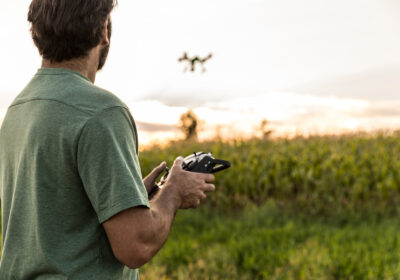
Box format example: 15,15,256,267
11,70,130,117
67,79,129,116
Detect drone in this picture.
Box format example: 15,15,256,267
178,52,213,73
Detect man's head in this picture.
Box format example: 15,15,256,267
28,0,117,70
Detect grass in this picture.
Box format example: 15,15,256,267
140,133,400,215
140,202,400,280
138,134,400,279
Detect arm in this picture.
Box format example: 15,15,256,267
102,157,215,269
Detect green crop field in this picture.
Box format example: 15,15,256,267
139,133,400,280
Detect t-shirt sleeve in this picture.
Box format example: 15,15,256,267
77,106,149,223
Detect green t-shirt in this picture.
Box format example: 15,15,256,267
0,68,150,279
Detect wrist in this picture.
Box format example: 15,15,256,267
158,183,181,212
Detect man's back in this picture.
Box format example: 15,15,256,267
0,68,148,279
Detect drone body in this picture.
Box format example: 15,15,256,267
178,52,213,73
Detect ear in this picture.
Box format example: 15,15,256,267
101,17,110,47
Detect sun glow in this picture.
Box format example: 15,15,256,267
128,91,400,147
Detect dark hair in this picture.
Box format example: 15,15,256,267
28,0,117,62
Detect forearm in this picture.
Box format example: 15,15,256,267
142,187,180,257
103,186,181,268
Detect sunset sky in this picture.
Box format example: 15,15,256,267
1,0,400,145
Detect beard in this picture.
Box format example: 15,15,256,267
97,44,109,71
97,19,112,71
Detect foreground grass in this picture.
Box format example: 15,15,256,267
140,202,400,280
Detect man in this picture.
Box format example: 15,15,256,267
0,0,215,279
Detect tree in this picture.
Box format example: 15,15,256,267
179,110,199,140
259,119,273,139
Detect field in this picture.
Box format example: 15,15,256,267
139,133,400,279
1,133,400,279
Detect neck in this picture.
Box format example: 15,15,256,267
41,57,98,83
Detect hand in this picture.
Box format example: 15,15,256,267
143,162,167,194
163,156,216,209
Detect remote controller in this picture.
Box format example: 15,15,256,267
148,152,230,199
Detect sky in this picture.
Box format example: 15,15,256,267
1,0,400,145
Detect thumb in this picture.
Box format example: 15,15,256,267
172,156,184,170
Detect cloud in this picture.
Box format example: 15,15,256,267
136,121,178,132
138,89,232,108
352,103,400,118
128,91,400,144
293,65,400,101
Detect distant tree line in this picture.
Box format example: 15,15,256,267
178,110,273,141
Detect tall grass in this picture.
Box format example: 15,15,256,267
140,133,400,215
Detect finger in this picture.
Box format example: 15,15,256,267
201,174,215,183
147,162,166,180
199,192,207,200
155,161,167,172
172,156,184,170
202,184,215,192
